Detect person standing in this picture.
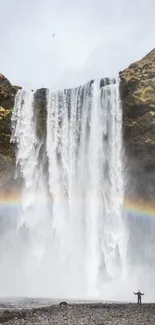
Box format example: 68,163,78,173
133,290,145,304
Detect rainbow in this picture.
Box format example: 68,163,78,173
0,193,155,218
0,194,20,207
124,197,155,218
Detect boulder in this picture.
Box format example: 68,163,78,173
60,301,68,306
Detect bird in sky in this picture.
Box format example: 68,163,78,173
53,34,55,37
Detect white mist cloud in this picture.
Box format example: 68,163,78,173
0,0,155,88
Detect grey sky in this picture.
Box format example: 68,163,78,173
0,0,155,89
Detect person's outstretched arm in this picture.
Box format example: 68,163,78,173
142,293,145,295
133,292,137,295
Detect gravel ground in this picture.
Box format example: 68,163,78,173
0,303,155,325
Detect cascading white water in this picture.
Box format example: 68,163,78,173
11,90,50,263
8,79,126,298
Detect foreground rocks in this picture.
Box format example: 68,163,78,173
0,303,155,325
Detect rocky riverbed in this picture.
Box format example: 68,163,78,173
0,303,155,324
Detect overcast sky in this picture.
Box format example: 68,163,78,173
0,0,155,89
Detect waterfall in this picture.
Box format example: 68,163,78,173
9,79,126,298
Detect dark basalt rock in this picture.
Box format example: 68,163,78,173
34,88,47,140
0,73,21,109
60,301,68,306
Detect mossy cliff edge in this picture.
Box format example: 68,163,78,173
1,49,155,200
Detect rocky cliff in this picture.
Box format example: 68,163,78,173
0,74,20,195
1,49,155,201
0,74,21,158
119,48,155,201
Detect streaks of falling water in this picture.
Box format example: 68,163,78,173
11,90,51,266
7,79,126,298
46,79,126,297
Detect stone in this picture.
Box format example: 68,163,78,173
60,301,68,306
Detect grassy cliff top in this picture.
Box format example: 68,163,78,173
120,48,155,117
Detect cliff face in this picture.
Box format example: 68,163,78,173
1,49,155,201
0,74,20,195
119,48,155,201
0,74,20,160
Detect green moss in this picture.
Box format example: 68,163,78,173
0,106,13,160
143,86,154,94
150,111,155,116
129,121,137,127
